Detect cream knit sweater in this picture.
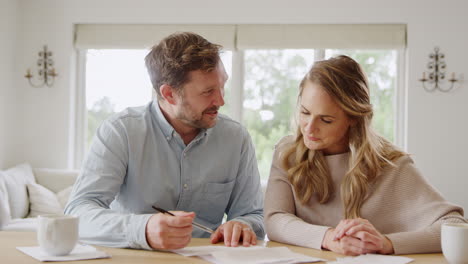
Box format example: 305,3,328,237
264,136,466,255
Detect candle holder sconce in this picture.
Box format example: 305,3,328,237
24,45,58,87
419,47,458,93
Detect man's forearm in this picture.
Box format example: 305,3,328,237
64,200,152,249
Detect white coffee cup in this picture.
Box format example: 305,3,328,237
442,223,468,264
37,214,79,256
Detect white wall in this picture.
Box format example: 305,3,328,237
9,0,468,210
0,0,19,169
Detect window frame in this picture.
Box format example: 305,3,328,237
231,48,407,144
72,48,406,169
72,50,87,168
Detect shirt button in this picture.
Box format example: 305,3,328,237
183,184,188,190
183,153,187,157
166,137,170,140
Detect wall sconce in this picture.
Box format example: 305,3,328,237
24,45,58,87
419,47,458,92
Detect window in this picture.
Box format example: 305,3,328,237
325,49,398,142
85,49,152,150
81,48,400,181
84,49,232,151
243,49,315,180
74,24,406,174
243,49,399,181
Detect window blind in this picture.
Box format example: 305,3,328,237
75,24,406,50
236,24,406,49
74,24,236,50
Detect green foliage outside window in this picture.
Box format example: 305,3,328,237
244,49,397,181
243,50,313,182
326,50,397,143
85,49,397,182
87,97,116,150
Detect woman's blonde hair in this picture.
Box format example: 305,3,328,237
281,55,405,219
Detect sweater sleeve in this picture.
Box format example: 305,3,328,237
264,137,330,249
378,157,467,254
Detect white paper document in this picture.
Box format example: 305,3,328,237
172,245,325,264
327,254,414,264
16,244,111,262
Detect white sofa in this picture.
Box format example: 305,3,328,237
0,164,78,231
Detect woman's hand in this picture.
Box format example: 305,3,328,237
322,218,394,255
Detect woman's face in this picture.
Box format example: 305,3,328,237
299,81,355,155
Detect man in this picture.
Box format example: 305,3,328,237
65,32,264,250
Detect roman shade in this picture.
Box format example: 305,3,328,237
236,24,406,49
75,24,236,50
75,24,406,50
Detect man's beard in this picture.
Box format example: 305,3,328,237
176,100,219,129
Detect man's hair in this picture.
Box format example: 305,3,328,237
145,32,222,100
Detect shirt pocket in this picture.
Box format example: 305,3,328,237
198,180,236,225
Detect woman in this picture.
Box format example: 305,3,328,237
264,55,466,255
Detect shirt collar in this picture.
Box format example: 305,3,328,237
153,100,176,140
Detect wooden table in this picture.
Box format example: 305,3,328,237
1,231,447,263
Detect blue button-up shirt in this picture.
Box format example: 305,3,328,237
64,100,264,249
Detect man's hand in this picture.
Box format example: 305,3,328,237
145,211,195,250
210,221,257,247
322,218,394,255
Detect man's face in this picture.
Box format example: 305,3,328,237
174,62,228,129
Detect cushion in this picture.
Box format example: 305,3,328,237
56,186,73,209
1,218,37,231
34,168,78,193
0,174,12,228
0,163,36,219
27,183,63,217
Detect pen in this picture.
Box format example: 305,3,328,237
152,206,214,234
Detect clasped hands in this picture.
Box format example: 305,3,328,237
145,211,257,250
321,218,394,256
